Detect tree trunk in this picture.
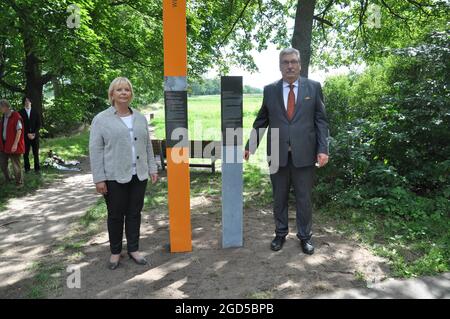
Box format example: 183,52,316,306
291,0,317,78
24,52,44,120
2,2,52,128
22,15,49,126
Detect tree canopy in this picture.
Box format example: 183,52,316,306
0,0,448,134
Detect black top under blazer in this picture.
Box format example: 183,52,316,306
19,108,41,138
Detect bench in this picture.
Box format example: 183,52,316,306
151,139,221,173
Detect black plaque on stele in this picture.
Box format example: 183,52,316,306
165,91,188,148
221,76,243,146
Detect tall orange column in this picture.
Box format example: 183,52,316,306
163,0,192,252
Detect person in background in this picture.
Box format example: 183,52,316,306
89,77,158,270
19,97,41,173
0,99,25,187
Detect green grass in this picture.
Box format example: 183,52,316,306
53,222,101,261
40,130,89,161
142,94,263,140
56,199,109,253
80,199,107,228
317,203,450,278
142,94,270,171
354,270,367,285
0,131,90,212
26,261,65,299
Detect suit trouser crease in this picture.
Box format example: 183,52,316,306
104,175,147,254
24,137,40,171
0,152,23,184
270,155,314,240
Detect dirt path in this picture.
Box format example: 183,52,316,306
0,157,393,299
55,208,386,298
55,183,390,299
0,158,98,297
52,204,390,299
313,272,450,298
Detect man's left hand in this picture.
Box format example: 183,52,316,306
317,153,329,168
11,144,17,153
150,173,158,184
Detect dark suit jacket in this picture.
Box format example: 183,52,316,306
246,77,329,168
19,108,41,138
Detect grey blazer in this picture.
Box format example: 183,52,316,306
89,106,158,184
246,77,329,168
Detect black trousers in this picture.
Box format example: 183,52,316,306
269,153,315,240
104,175,148,254
24,137,40,171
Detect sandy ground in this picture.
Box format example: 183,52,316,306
0,157,392,298
0,158,97,297
54,210,390,299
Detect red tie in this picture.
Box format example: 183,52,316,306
287,84,295,120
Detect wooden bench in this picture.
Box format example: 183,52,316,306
151,139,221,173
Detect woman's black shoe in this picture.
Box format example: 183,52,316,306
128,252,148,265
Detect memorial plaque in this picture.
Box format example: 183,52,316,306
221,76,243,146
165,90,188,148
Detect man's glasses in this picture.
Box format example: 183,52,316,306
281,60,299,67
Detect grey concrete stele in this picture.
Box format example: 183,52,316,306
221,76,244,248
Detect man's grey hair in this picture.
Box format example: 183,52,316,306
0,99,11,109
279,48,301,64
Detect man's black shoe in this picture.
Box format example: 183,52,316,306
271,236,286,251
301,240,314,255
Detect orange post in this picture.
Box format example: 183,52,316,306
166,147,191,252
163,0,192,252
163,0,187,76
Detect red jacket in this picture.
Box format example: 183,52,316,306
0,111,25,154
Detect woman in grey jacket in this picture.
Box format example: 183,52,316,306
89,77,158,270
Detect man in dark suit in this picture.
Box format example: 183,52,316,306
244,48,329,255
19,97,41,173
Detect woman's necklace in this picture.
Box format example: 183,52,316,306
116,107,130,116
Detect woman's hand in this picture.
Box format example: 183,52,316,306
150,173,158,184
95,182,108,195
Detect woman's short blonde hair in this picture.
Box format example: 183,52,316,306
108,77,134,106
